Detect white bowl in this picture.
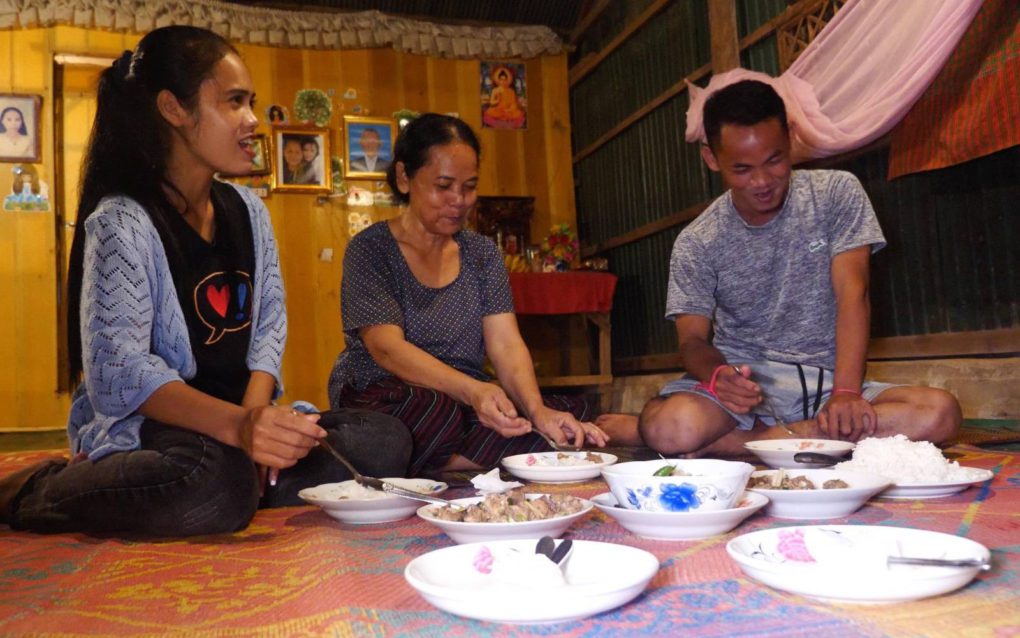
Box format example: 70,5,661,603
591,491,768,540
416,493,593,544
726,525,990,604
601,459,754,512
744,439,855,468
298,478,447,524
745,469,891,519
404,539,659,624
502,451,618,483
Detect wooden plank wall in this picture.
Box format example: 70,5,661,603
0,26,577,430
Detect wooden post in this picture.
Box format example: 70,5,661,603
708,0,741,72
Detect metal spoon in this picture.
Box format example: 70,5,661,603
317,437,455,507
888,556,991,570
534,428,584,453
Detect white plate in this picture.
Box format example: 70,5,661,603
405,539,659,624
591,491,768,540
501,451,618,483
417,493,593,544
744,439,855,469
727,525,989,604
746,469,891,519
298,478,447,524
880,468,994,499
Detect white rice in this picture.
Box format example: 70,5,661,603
834,435,975,484
321,482,390,500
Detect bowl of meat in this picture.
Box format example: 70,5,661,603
417,487,593,544
745,469,891,519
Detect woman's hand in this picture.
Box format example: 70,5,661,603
531,405,609,449
238,405,326,469
470,382,532,437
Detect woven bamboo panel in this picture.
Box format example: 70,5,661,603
778,0,847,71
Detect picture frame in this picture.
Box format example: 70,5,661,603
343,116,395,179
247,134,271,176
271,126,331,194
0,94,42,163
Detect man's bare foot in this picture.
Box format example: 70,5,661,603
594,413,643,447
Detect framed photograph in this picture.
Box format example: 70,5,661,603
344,116,395,179
248,134,271,175
271,127,331,194
0,94,42,163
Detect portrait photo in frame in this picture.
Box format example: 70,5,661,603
272,127,331,194
0,94,42,163
343,116,395,179
247,134,271,176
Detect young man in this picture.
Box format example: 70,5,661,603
638,80,961,457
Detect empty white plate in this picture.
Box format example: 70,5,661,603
727,525,990,604
405,539,659,624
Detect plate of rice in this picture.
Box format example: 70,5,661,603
833,435,993,499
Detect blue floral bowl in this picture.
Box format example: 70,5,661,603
601,459,755,513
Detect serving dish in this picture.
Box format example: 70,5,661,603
744,439,855,469
501,451,618,483
745,469,890,519
299,478,447,524
416,493,593,544
601,459,754,512
591,491,767,540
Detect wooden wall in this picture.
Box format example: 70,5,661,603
0,26,577,430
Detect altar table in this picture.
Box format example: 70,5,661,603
509,271,618,410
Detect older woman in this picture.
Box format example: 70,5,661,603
328,113,609,476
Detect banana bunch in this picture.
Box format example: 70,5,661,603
503,253,530,273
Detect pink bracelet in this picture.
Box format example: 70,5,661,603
692,364,734,397
832,388,862,396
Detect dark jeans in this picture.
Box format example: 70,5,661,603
9,409,411,537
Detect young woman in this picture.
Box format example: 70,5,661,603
0,26,410,536
0,106,33,157
327,113,609,477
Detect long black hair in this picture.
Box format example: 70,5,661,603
0,107,28,134
385,113,481,205
66,26,237,385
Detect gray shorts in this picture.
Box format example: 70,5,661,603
658,360,900,431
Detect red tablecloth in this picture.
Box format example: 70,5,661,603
509,271,618,315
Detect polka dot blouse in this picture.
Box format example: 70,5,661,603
328,221,513,399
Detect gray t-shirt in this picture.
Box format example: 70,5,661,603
665,170,886,369
328,222,514,401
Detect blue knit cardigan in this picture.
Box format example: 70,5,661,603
68,184,287,460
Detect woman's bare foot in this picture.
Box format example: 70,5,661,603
438,453,484,473
0,457,66,524
593,413,644,447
